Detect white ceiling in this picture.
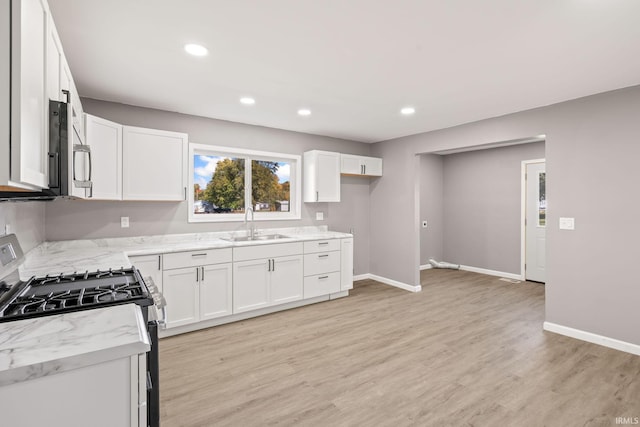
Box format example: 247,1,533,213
48,0,640,143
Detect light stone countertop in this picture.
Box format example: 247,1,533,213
19,225,352,280
0,304,150,386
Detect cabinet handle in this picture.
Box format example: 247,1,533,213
363,164,366,175
267,259,271,272
201,267,205,280
196,267,199,282
361,164,364,174
316,191,319,202
157,255,161,270
318,254,329,258
191,253,207,257
318,275,329,280
272,259,275,271
318,242,329,246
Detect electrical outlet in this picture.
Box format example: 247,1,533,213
422,220,428,228
316,212,324,221
121,217,130,228
559,217,575,230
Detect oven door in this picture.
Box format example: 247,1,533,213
147,320,160,427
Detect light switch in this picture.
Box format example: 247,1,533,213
316,212,324,221
121,216,130,228
559,217,575,230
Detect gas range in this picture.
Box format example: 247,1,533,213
0,234,161,427
0,267,153,323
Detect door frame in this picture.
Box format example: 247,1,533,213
520,158,546,281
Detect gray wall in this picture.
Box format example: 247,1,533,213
371,84,640,346
45,98,372,275
441,142,545,274
0,202,46,253
419,154,443,265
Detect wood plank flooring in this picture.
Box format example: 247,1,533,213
159,269,640,426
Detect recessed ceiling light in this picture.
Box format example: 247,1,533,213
401,107,416,115
184,43,208,57
298,109,311,116
240,97,256,105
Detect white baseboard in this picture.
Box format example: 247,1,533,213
420,264,432,271
543,321,640,356
355,273,421,292
459,264,523,281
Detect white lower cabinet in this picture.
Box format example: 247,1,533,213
162,267,199,328
340,237,354,291
233,259,270,313
146,237,353,334
303,239,341,298
269,255,304,305
233,254,303,313
162,248,233,329
128,254,163,293
200,263,233,321
0,354,146,427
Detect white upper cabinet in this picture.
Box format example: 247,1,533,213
85,114,122,200
2,0,86,191
122,126,187,201
340,154,383,177
7,0,50,190
303,150,340,202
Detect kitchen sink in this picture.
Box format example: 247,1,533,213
221,234,290,242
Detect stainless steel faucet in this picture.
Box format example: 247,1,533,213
244,206,256,239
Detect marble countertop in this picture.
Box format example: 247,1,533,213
19,226,352,279
0,304,150,387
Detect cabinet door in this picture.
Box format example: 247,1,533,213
270,255,303,305
200,263,233,320
340,154,361,175
11,0,49,189
340,238,354,291
128,254,163,293
85,114,122,200
303,150,340,202
46,17,62,102
233,259,270,314
162,267,198,328
316,151,340,202
122,126,187,201
362,156,383,176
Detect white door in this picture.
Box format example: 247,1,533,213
162,267,198,328
200,263,233,320
270,255,303,305
233,259,270,313
122,126,187,201
340,238,354,291
316,151,340,201
85,114,122,200
525,162,546,283
340,154,361,175
128,254,163,293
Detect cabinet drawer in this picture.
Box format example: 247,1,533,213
233,242,303,262
304,272,341,299
163,248,232,270
303,239,340,254
304,251,340,276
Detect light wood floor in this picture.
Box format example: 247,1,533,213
159,270,640,426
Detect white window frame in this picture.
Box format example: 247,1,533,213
188,143,302,223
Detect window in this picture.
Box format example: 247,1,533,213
189,144,301,222
538,172,546,227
